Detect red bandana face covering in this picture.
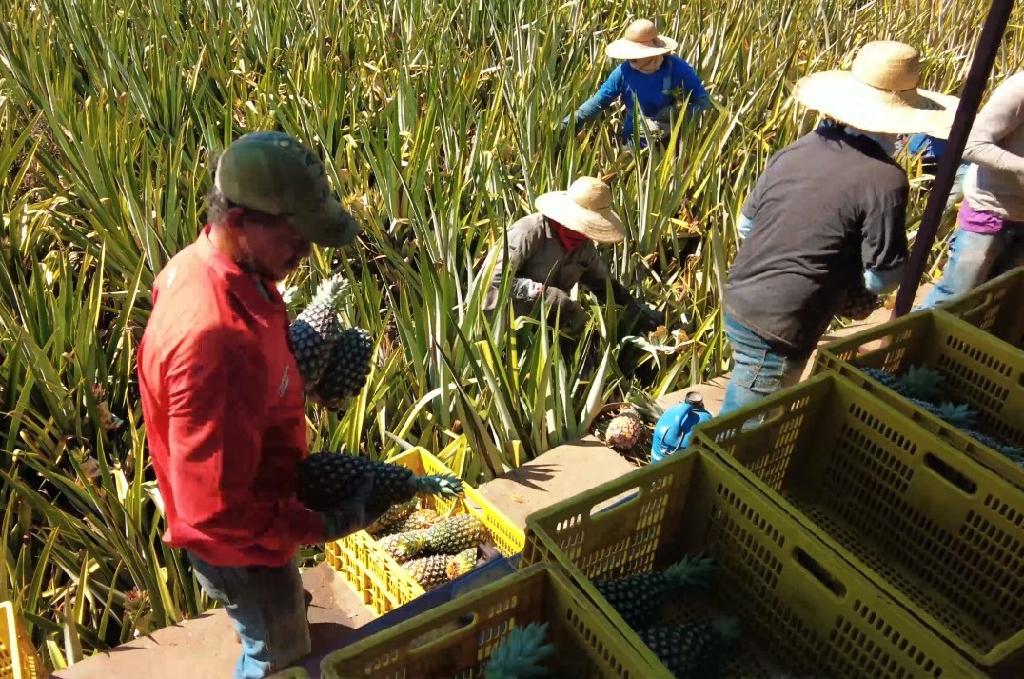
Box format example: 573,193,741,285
550,220,590,252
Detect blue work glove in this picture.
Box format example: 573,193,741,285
413,474,464,498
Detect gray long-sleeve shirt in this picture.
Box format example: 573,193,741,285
963,70,1024,220
482,213,631,312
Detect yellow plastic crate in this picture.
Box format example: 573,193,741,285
523,447,986,678
323,447,525,616
814,309,1024,491
937,265,1024,349
694,372,1024,677
0,602,43,679
320,563,650,678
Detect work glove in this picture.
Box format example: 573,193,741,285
836,286,881,321
626,299,662,333
319,467,378,542
543,287,587,334
413,474,464,498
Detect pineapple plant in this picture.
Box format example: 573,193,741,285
639,617,740,678
483,623,555,679
595,554,715,629
296,451,463,514
310,327,374,408
288,274,347,386
604,406,644,451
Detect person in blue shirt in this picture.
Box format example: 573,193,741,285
563,19,710,147
900,132,969,211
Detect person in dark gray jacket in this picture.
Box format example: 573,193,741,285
483,176,660,336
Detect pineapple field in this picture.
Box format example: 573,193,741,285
1,0,1023,670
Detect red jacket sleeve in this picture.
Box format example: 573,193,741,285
165,327,325,548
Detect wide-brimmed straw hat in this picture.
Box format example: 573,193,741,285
535,177,626,243
794,40,959,138
605,19,678,60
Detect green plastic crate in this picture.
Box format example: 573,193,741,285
522,447,982,678
320,563,650,678
693,372,1024,677
937,266,1024,349
814,309,1024,491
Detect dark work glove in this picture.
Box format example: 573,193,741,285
543,287,587,334
626,299,662,333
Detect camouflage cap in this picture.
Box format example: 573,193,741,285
214,131,360,247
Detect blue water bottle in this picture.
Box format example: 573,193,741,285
650,391,714,463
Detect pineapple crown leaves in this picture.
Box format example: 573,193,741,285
445,547,478,578
899,364,944,401
934,401,977,428
664,553,717,589
483,623,555,679
413,473,463,498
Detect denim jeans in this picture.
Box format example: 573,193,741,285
188,552,310,679
919,227,1024,309
720,314,809,416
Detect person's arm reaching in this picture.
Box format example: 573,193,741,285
861,187,910,295
963,74,1024,174
564,67,624,128
166,328,328,548
484,220,553,310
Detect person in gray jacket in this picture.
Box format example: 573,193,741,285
922,70,1024,308
483,176,661,336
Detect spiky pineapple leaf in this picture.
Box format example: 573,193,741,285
934,402,977,428
900,365,944,401
484,623,554,679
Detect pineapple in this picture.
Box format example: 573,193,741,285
388,528,431,561
404,552,457,589
605,407,644,451
288,275,347,386
424,514,486,555
595,554,715,629
311,327,374,408
379,529,429,563
483,623,555,679
445,547,478,580
366,500,416,537
934,402,977,428
639,617,739,678
394,507,439,532
297,452,462,515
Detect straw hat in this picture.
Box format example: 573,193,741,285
793,41,959,138
535,177,626,243
605,19,678,60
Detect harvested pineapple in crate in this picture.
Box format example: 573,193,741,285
936,265,1023,349
814,309,1024,490
694,371,1024,678
321,448,524,615
320,563,650,678
522,446,985,678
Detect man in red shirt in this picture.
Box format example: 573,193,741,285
137,131,372,678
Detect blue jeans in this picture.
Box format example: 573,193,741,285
188,552,310,679
920,227,1024,309
720,314,809,416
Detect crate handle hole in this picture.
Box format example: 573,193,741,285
407,612,478,659
794,547,846,598
589,487,642,518
922,452,977,495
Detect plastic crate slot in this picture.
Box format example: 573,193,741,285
922,452,977,494
794,546,846,597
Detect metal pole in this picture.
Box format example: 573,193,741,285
892,0,1015,317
